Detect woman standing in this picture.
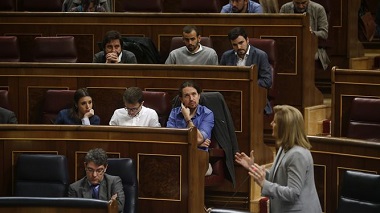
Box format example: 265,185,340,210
55,88,100,125
235,105,321,213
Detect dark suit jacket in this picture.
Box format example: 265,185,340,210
93,50,137,64
68,174,125,213
200,92,239,187
0,107,17,124
220,45,273,114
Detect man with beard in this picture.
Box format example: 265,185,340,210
220,27,272,114
165,25,218,65
166,80,214,176
93,30,137,64
280,0,330,70
221,0,263,13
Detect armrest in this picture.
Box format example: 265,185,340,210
208,148,225,157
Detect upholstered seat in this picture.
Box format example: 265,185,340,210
205,139,225,187
180,0,220,12
19,0,62,11
42,90,75,124
33,36,78,63
347,97,380,141
170,36,213,51
0,36,20,62
123,0,162,12
0,0,14,11
249,38,277,103
107,158,138,213
249,38,277,130
337,170,380,213
142,91,171,127
14,154,69,197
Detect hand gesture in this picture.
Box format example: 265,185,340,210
84,109,94,118
106,52,119,63
248,163,266,188
181,103,191,121
199,138,211,148
235,150,254,171
110,193,118,201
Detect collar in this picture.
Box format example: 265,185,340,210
234,44,251,57
87,178,104,187
186,44,203,55
126,106,143,118
117,51,123,63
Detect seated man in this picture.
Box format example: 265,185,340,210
280,0,330,70
109,87,161,127
0,107,17,124
220,27,272,114
166,81,214,176
93,30,137,64
68,148,125,213
165,25,218,65
221,0,263,13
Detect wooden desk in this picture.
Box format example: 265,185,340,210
0,125,207,213
309,136,380,213
0,197,118,213
331,67,380,137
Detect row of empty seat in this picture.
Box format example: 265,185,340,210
0,36,77,62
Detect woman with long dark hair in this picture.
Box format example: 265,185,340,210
55,88,100,125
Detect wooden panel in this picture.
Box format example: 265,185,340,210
0,125,205,213
331,67,380,137
0,198,118,213
308,136,380,213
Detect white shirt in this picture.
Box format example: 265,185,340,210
117,51,123,63
109,106,160,127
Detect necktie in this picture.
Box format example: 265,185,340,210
91,184,99,199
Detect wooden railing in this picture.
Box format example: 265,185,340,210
331,67,380,137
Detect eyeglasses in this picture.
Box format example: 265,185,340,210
86,167,105,174
125,103,142,112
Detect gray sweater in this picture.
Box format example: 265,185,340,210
165,45,218,65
